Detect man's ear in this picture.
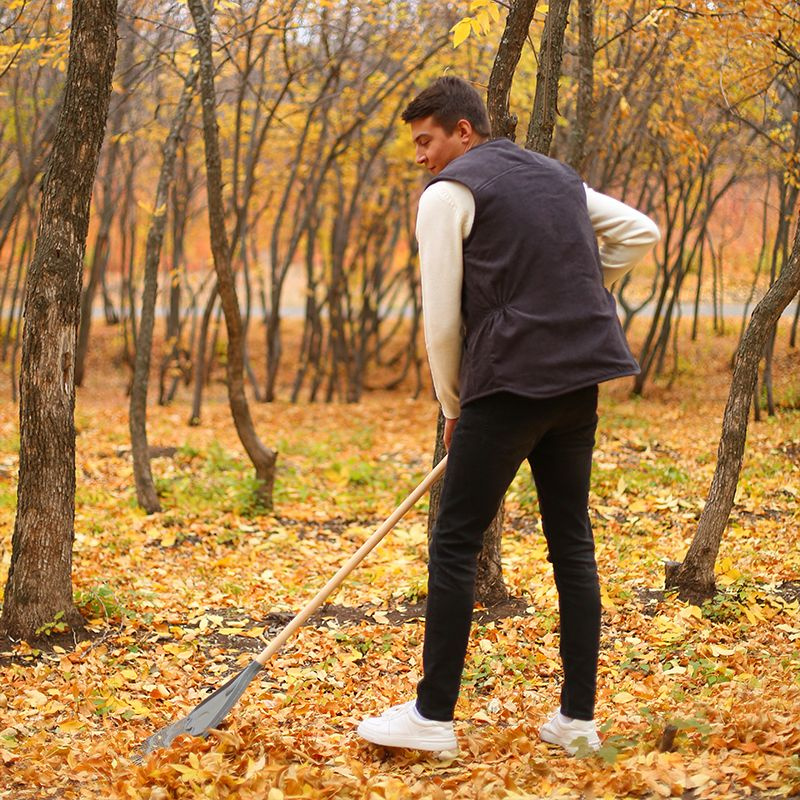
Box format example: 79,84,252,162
457,119,474,142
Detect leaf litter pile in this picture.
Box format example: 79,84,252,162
1,330,800,799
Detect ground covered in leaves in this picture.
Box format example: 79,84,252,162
1,324,800,799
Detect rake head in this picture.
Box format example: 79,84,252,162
139,660,263,757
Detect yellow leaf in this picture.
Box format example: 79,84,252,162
451,19,472,48
709,644,736,656
58,719,85,733
613,691,635,704
127,700,151,718
476,9,491,33
163,643,193,659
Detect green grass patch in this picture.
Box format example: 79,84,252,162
152,439,267,516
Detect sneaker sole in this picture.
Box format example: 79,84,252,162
539,725,600,755
357,723,457,752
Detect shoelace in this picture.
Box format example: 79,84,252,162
378,701,417,719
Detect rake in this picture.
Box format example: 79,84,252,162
138,455,447,756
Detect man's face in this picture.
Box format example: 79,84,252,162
410,116,470,175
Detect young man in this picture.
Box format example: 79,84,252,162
357,77,660,756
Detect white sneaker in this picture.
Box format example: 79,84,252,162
539,710,601,755
357,700,457,752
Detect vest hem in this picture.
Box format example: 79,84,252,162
459,368,640,408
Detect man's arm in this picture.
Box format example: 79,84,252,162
416,181,474,422
585,186,661,288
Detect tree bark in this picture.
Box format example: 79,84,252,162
0,0,118,641
427,410,509,606
130,68,197,515
74,27,134,387
486,0,537,142
566,0,594,172
188,0,277,508
525,0,571,154
665,210,800,603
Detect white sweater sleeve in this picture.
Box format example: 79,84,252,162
585,186,661,288
416,181,474,420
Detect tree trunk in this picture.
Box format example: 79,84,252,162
566,0,593,172
130,68,197,515
525,0,571,154
74,142,119,387
448,0,571,606
188,0,277,508
486,0,537,142
665,211,800,603
427,411,509,606
74,27,133,387
0,0,118,642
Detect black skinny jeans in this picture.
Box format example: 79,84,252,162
416,386,601,722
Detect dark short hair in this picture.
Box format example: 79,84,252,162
401,76,491,137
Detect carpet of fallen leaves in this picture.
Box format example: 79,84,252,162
1,322,800,800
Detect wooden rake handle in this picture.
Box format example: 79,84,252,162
254,455,448,666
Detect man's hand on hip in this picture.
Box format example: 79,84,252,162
444,417,459,452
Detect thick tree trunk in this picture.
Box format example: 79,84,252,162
525,0,571,154
188,0,277,508
0,0,118,641
74,28,133,387
74,142,119,387
665,211,800,604
486,0,537,142
130,69,197,515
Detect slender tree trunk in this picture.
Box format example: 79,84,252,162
525,0,571,154
486,0,537,142
1,0,118,641
566,0,594,172
665,211,800,603
130,69,197,514
189,283,218,425
188,0,277,508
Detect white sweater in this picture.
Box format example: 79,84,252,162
417,181,660,419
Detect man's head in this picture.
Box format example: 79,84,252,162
402,76,490,175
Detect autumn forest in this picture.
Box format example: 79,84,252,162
0,0,799,798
